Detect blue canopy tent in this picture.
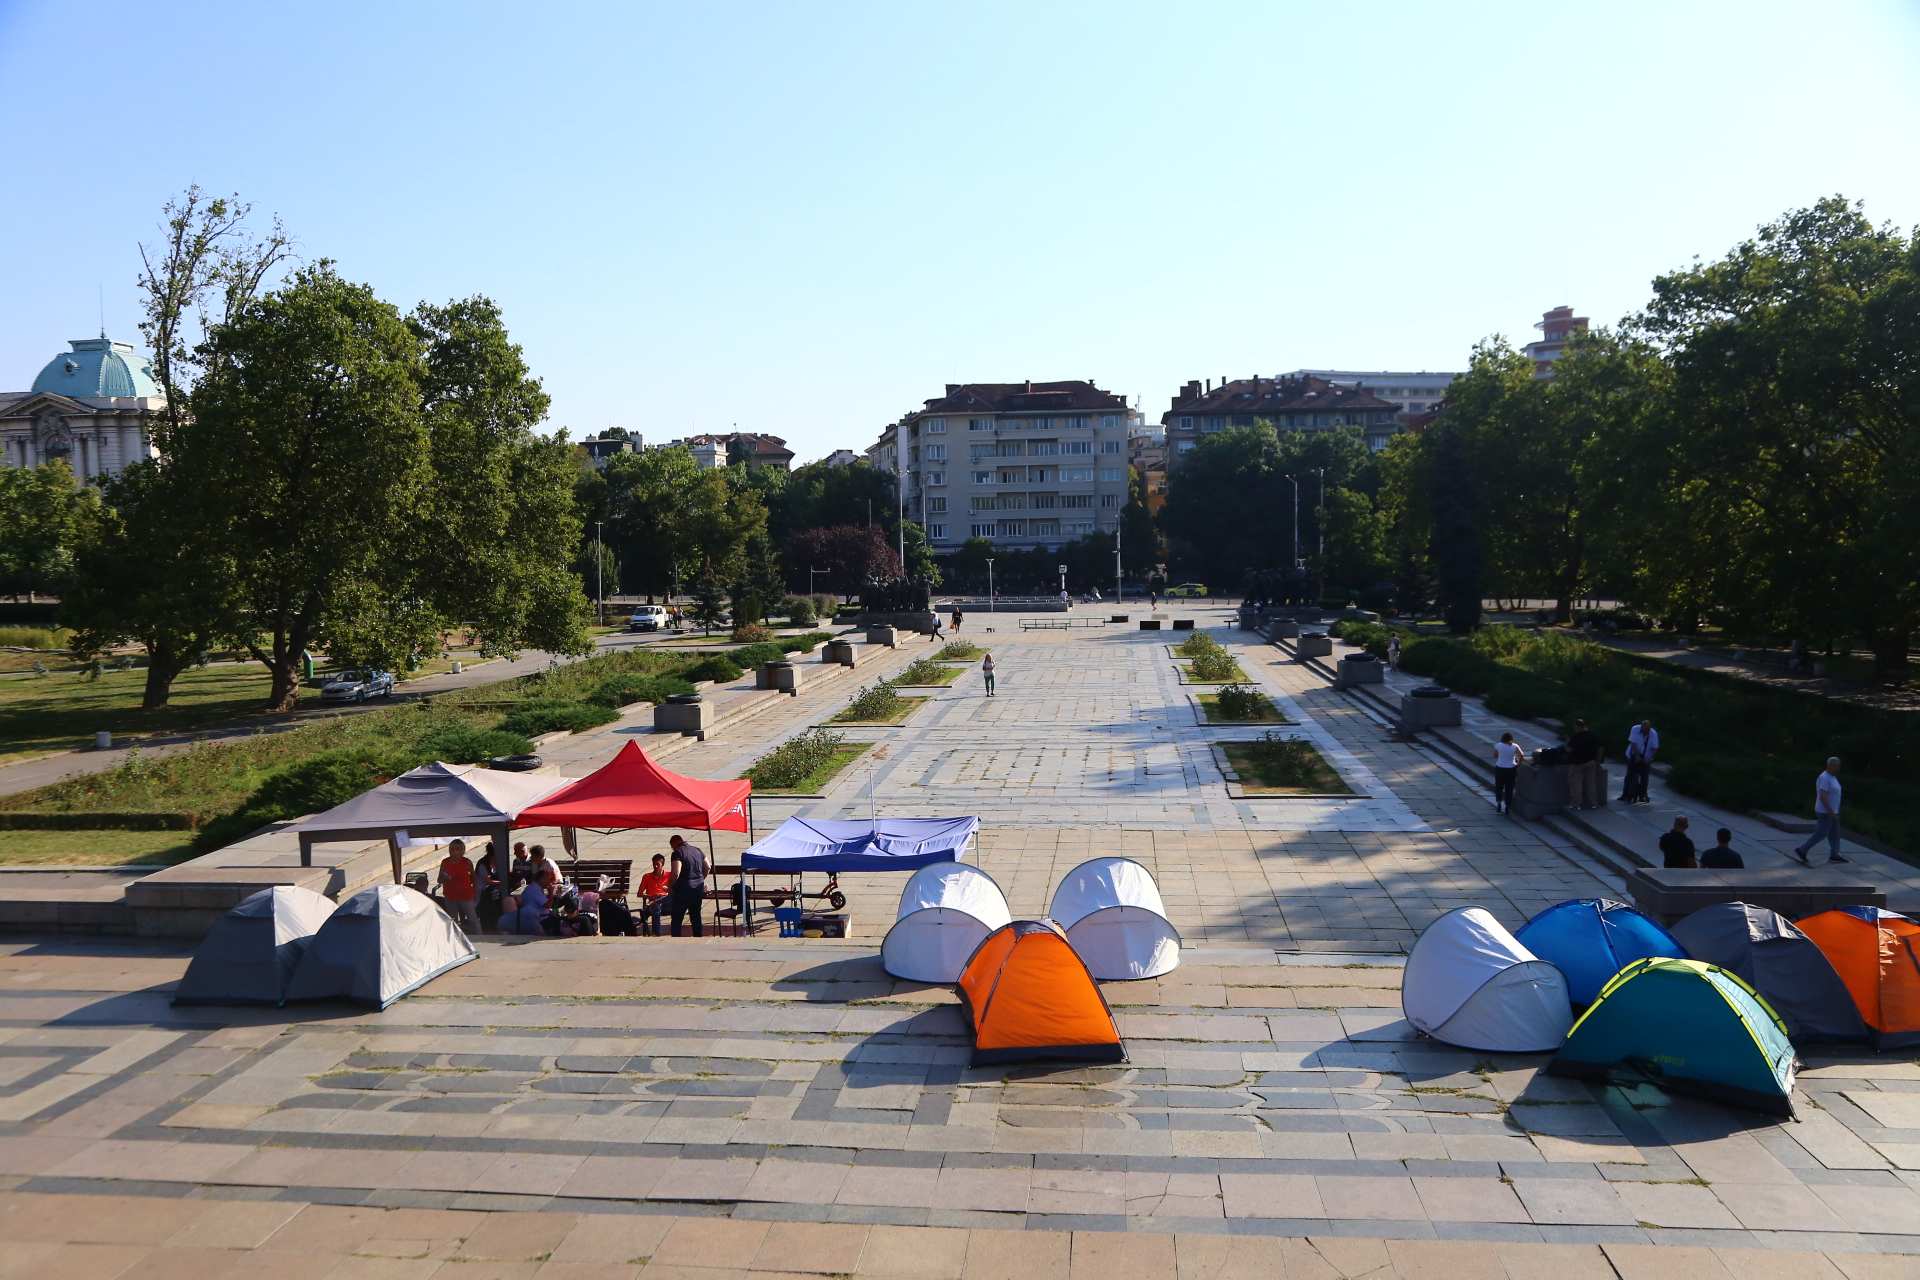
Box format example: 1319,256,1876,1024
742,817,980,871
736,817,980,934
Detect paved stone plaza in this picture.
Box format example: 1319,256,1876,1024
2,607,1918,1278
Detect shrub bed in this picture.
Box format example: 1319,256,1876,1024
896,658,960,685
744,727,854,790
731,624,775,644
495,699,622,738
682,656,744,684
837,679,905,722
1210,683,1279,721
1226,733,1352,794
1188,649,1243,682
938,641,981,660
1175,631,1222,657
415,723,537,764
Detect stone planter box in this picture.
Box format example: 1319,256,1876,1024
654,695,712,737
768,661,802,694
1512,762,1568,819
825,639,857,665
866,625,899,648
1139,620,1162,631
1295,633,1333,659
1269,620,1300,639
1627,866,1884,927
1333,655,1383,689
1399,690,1461,729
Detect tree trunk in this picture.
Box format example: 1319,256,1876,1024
139,643,190,710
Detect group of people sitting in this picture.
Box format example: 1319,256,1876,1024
432,834,710,938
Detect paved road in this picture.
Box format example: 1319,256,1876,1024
0,631,666,801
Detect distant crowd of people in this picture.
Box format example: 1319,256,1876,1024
430,831,714,938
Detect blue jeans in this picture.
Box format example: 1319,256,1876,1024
642,899,664,935
983,672,995,695
1797,813,1842,862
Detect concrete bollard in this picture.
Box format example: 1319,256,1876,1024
94,730,113,750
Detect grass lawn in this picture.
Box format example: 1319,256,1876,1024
0,664,322,765
894,665,963,687
0,828,197,866
743,745,873,795
1198,692,1286,723
831,696,930,725
1222,740,1353,795
1179,662,1249,684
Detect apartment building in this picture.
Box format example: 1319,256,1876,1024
868,380,1141,551
1522,305,1589,378
664,432,796,472
1160,374,1404,457
1284,369,1459,422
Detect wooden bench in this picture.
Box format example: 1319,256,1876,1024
558,858,635,897
1020,617,1110,630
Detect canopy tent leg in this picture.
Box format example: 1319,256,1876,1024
562,826,579,859
387,834,405,886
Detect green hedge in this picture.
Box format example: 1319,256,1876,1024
495,699,622,738
683,656,744,684
732,642,789,669
584,673,696,708
1402,629,1920,855
193,746,428,853
782,631,836,654
414,723,537,764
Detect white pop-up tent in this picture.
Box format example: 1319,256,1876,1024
172,885,337,1006
1047,857,1182,980
882,862,1013,982
1403,907,1572,1052
284,884,477,1008
292,761,574,874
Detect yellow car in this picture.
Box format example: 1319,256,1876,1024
1163,582,1209,598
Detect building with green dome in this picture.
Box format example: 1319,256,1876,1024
1,335,163,481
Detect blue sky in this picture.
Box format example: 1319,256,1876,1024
3,1,1918,464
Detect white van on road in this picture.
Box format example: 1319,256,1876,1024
626,606,670,632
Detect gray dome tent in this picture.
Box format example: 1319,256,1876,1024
284,885,476,1009
1669,902,1867,1042
172,885,337,1006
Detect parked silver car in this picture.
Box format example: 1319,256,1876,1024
320,669,396,703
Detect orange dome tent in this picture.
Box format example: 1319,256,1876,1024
956,920,1125,1066
1797,907,1920,1050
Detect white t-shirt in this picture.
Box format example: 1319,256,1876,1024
1494,742,1523,768
1815,771,1842,814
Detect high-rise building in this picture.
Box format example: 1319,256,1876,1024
868,381,1141,550
1522,306,1589,377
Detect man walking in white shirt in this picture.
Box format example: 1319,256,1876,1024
1791,758,1848,865
1621,720,1658,804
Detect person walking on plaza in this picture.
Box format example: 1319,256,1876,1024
981,651,996,696
1659,816,1697,868
668,834,708,936
437,840,480,933
1387,633,1401,673
1566,718,1605,809
1702,827,1744,868
1622,720,1659,804
638,852,671,935
951,608,963,632
1492,732,1521,814
1791,758,1848,865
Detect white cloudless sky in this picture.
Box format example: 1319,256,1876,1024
3,0,1918,464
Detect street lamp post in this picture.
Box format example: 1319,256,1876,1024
986,558,996,614
1286,475,1301,568
808,567,823,599
1115,505,1123,604
594,521,604,626
1316,467,1325,562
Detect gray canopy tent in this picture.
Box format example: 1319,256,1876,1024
294,761,575,883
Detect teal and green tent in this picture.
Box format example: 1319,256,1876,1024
1544,957,1798,1117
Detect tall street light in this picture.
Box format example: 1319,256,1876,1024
986,558,996,614
594,520,605,626
1285,475,1301,568
1315,467,1326,562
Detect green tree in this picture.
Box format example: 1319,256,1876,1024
1426,421,1485,634
690,567,730,634
900,521,941,585
0,461,98,600
950,536,994,581
763,458,896,546
1119,466,1158,575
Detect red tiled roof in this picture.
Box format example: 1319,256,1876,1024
913,381,1127,416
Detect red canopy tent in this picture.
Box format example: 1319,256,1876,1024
515,740,752,839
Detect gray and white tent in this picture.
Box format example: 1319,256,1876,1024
1670,902,1868,1042
284,884,477,1008
172,885,337,1006
1047,857,1181,980
1403,907,1572,1052
291,761,574,867
882,861,1013,983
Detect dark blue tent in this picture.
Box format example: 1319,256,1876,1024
741,816,980,872
1516,898,1687,1005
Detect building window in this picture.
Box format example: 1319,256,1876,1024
1028,467,1055,482
998,494,1026,511
971,497,996,511
999,469,1023,484
927,497,947,513
998,441,1023,457
1314,413,1330,426
1067,416,1089,428
1061,440,1092,455
925,470,945,486
1031,520,1060,537
971,523,996,537
928,524,946,539
1030,493,1056,509
1100,415,1118,429
1100,493,1120,508
1203,416,1223,432
1061,494,1092,509
1178,416,1194,430
925,418,947,433
925,443,946,461
1099,468,1123,482
997,521,1026,538
1100,440,1121,454
1030,440,1055,456
969,418,994,431
973,470,995,484
1061,467,1094,482
1065,520,1093,535
1231,415,1253,427
1177,440,1195,453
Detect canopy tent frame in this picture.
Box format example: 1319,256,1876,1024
738,816,981,935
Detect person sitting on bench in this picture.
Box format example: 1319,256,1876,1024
638,853,670,936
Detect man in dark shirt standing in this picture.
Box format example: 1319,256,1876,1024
668,834,709,937
1701,827,1744,868
1566,719,1605,809
1659,816,1697,868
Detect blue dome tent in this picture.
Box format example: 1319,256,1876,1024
1515,898,1686,1005
1545,957,1798,1117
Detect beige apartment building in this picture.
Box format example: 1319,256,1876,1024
868,380,1142,552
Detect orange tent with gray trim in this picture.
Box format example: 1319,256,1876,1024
957,920,1125,1066
1797,907,1920,1050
